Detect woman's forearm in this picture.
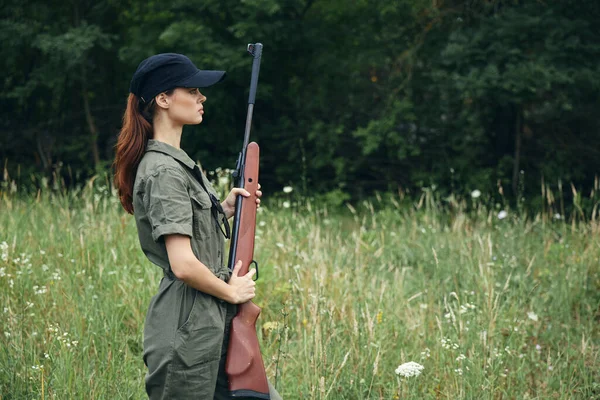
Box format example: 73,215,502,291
221,201,235,219
165,235,233,301
175,256,233,302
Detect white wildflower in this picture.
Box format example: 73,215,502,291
0,241,8,261
498,210,508,220
395,361,424,378
34,285,47,295
441,337,451,349
493,347,502,358
471,190,481,198
282,201,290,208
527,311,538,321
283,186,293,193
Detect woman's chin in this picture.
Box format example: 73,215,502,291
180,113,204,125
186,116,203,125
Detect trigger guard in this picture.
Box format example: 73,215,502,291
250,260,259,281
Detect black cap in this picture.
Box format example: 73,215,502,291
129,53,226,103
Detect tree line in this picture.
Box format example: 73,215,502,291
1,0,599,210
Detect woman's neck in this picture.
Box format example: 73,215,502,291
152,114,183,149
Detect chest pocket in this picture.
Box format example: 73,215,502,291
190,190,214,239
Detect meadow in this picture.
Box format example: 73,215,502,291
0,174,598,399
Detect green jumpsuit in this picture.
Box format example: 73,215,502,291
133,139,282,399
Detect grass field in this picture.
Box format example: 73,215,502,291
0,177,598,399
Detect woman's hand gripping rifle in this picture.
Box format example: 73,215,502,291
225,43,270,399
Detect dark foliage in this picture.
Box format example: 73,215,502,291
1,0,599,208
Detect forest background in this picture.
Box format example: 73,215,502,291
1,0,600,212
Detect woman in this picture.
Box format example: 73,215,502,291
113,53,281,399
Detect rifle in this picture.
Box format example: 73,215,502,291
225,43,270,399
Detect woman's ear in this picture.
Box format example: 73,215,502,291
155,92,170,109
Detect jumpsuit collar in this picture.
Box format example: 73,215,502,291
145,139,196,170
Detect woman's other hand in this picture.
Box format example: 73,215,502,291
227,260,256,304
222,183,262,219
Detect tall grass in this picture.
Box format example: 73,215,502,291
0,173,598,399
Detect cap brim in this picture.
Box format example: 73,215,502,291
178,70,226,88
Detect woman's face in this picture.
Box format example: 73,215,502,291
165,87,206,125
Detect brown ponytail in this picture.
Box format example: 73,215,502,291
113,94,154,214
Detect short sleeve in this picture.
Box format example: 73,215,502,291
143,167,193,242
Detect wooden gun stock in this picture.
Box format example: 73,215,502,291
225,142,270,399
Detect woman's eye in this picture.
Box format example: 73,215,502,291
189,89,198,95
